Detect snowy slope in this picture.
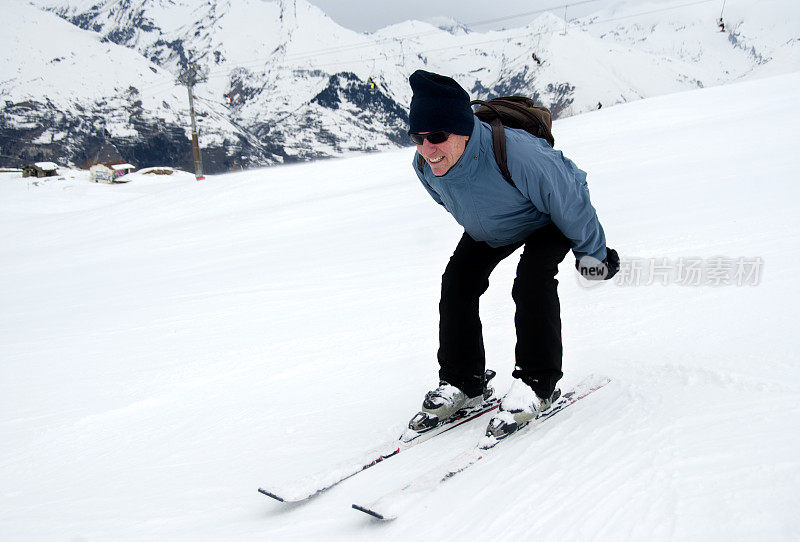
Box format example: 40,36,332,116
1,72,799,540
8,0,800,171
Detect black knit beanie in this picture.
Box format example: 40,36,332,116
408,70,474,136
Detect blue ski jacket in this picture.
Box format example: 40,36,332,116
413,116,607,261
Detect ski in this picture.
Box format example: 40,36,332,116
351,376,611,520
258,393,500,502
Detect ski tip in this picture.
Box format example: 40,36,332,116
258,488,286,502
352,503,391,520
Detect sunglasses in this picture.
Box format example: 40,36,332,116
410,131,450,145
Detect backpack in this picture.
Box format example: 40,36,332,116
416,96,554,188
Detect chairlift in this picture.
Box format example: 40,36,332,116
367,57,378,90
718,0,728,32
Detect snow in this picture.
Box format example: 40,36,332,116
496,378,544,413
0,3,193,149
1,72,799,540
13,0,800,169
0,4,183,112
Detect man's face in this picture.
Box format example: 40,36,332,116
416,133,469,176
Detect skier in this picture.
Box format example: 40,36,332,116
406,70,619,439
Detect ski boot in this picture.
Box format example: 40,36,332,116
484,379,561,443
404,370,496,439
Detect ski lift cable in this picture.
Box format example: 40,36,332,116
134,0,718,98
578,0,717,26
198,0,602,80
463,0,598,29
264,1,599,65
293,0,720,72
207,0,717,79
193,90,322,156
135,0,710,96
191,95,273,155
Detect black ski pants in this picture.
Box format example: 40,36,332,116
437,223,571,399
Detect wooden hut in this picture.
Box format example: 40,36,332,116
22,162,59,178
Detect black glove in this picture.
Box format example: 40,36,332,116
604,248,620,280
576,248,619,281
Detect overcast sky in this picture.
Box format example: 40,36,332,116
306,0,681,33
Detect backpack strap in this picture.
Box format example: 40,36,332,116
470,100,515,187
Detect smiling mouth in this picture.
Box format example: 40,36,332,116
428,156,444,164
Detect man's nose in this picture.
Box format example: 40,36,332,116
420,139,437,155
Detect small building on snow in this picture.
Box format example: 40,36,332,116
91,162,135,183
22,162,59,178
110,163,135,179
90,164,114,183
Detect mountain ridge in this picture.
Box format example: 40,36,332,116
3,0,798,172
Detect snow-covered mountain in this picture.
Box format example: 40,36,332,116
0,3,282,171
2,72,799,540
4,0,799,172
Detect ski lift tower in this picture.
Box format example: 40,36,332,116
178,64,207,181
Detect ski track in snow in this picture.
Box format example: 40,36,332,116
1,73,799,541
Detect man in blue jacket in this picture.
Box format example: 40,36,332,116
407,70,618,440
